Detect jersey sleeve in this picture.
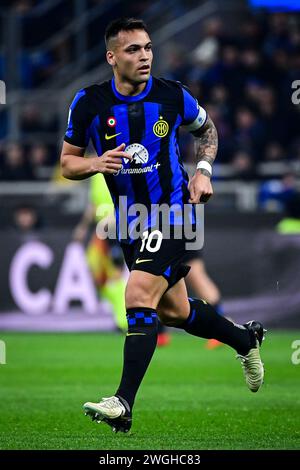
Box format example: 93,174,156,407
64,89,91,148
179,83,207,132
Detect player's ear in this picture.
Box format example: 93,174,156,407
106,50,116,66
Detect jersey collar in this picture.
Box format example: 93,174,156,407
111,76,153,102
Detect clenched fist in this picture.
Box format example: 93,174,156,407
188,171,213,204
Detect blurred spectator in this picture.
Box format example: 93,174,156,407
231,150,257,181
264,13,292,58
192,17,223,67
263,142,287,162
244,79,264,107
271,48,289,93
164,46,190,84
29,50,57,88
256,86,286,146
19,103,58,137
237,16,264,49
1,143,34,181
12,204,42,241
28,143,51,180
12,0,34,14
210,84,231,118
209,44,243,104
233,107,265,158
240,48,269,86
259,173,297,212
20,104,45,134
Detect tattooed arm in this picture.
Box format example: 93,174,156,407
194,115,218,175
188,114,218,203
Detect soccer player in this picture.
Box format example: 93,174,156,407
60,18,266,434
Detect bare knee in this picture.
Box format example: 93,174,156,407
125,271,168,309
125,274,166,309
125,283,153,308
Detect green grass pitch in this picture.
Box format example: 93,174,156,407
0,331,299,450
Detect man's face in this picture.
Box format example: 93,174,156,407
107,29,153,84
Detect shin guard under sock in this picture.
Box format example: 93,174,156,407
115,307,158,410
176,298,255,355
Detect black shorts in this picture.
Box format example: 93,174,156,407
182,248,203,264
120,229,200,289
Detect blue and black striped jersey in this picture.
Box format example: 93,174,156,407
64,76,207,243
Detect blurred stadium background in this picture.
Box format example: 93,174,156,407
1,0,300,329
0,0,300,451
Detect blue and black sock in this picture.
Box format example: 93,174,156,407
213,302,224,317
175,298,255,355
115,307,158,410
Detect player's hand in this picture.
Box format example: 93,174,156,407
91,143,132,175
188,171,213,204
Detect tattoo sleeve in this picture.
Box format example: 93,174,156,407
193,114,218,177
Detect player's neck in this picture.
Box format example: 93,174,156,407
113,77,147,97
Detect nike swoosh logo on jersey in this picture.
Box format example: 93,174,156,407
126,333,147,336
135,258,153,264
105,132,122,140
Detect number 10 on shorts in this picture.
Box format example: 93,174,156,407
140,230,163,253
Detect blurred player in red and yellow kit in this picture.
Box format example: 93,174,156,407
73,173,127,331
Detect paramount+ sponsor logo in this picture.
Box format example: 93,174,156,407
114,143,161,176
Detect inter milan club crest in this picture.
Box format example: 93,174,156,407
107,116,117,127
153,116,169,138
